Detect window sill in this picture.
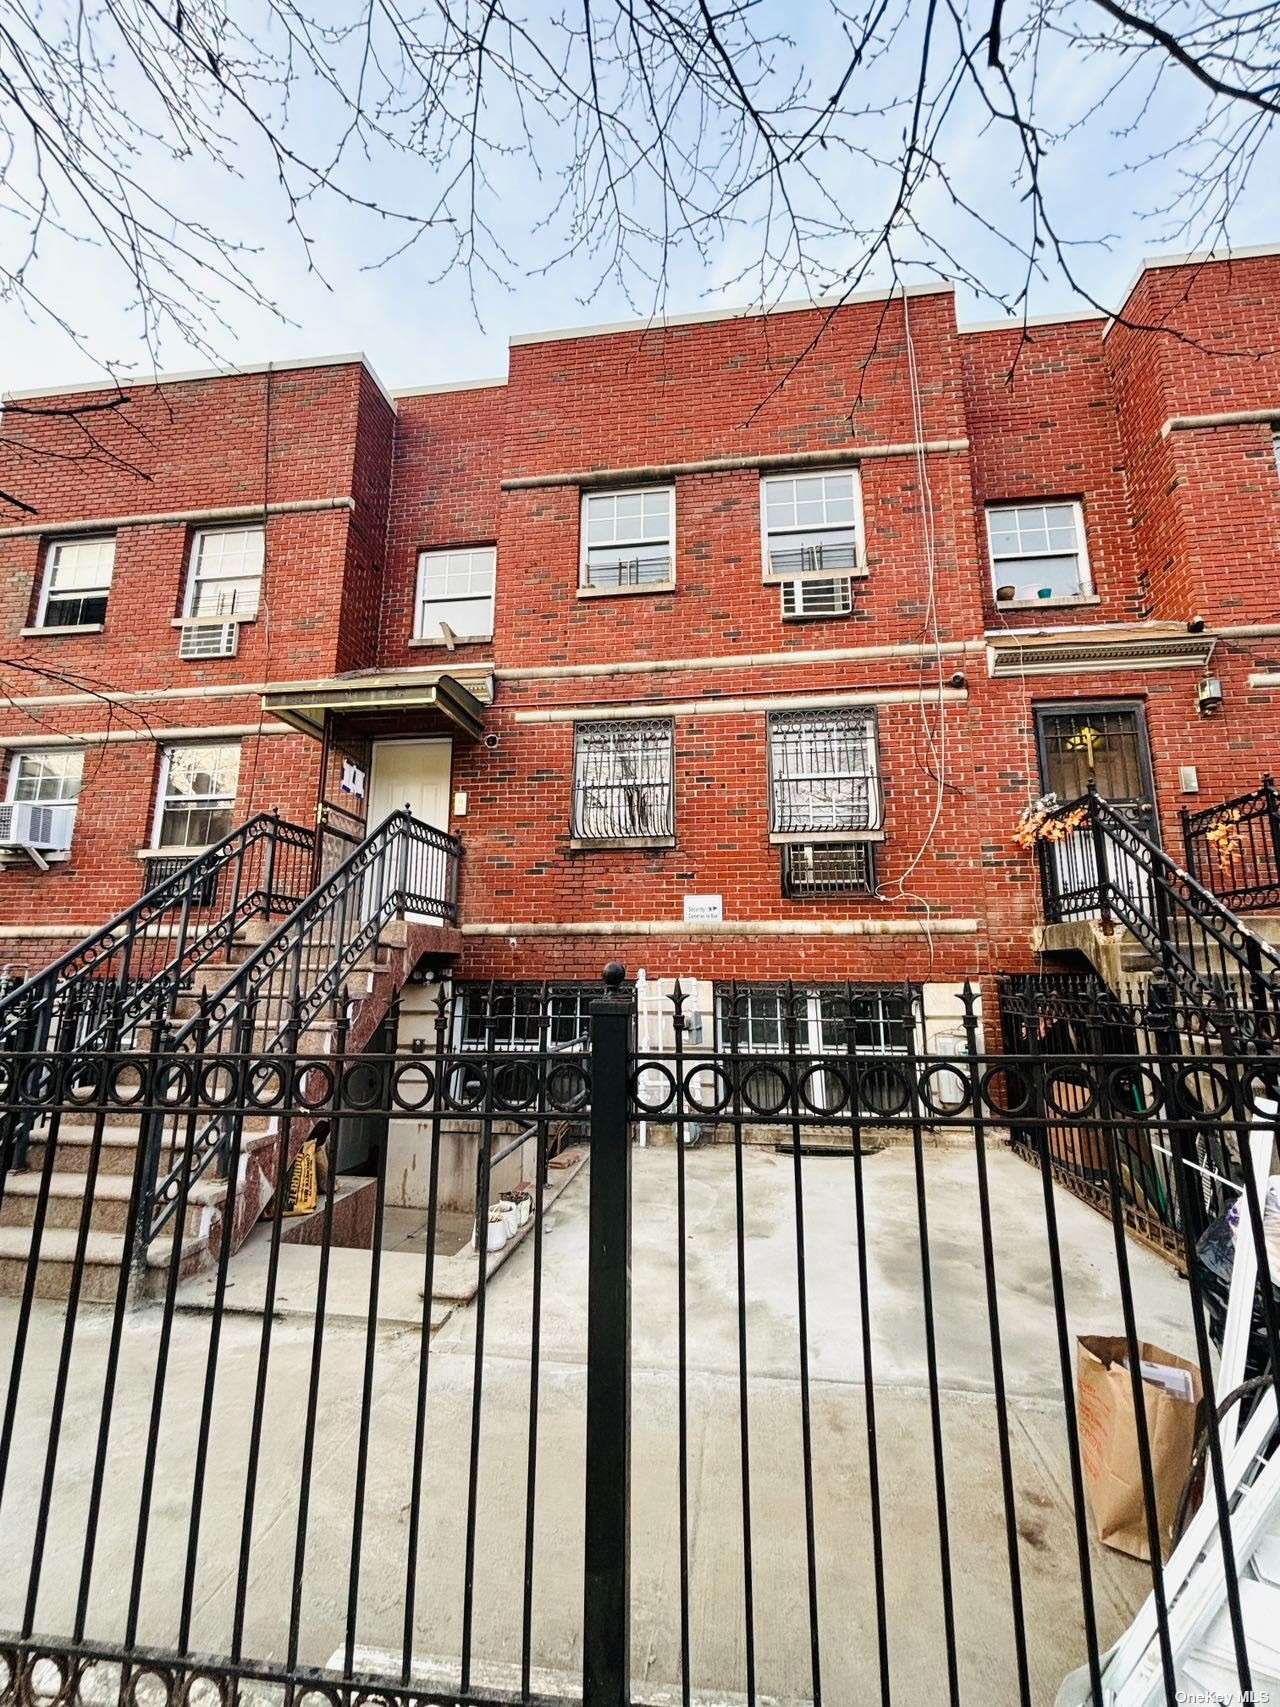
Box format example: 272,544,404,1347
576,582,676,601
770,830,886,845
19,624,104,638
993,593,1100,611
136,845,211,860
568,835,676,851
407,634,494,648
170,615,258,628
781,611,852,623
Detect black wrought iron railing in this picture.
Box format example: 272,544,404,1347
140,809,461,1247
1182,774,1280,913
0,811,315,1059
1036,785,1280,1035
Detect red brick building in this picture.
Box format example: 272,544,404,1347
2,247,1279,1048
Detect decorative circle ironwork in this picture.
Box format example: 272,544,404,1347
739,1064,792,1119
796,1062,848,1117
1042,1067,1096,1120
918,1062,971,1118
856,1064,911,1120
547,1061,589,1112
630,1062,677,1117
979,1063,1034,1119
682,1062,734,1117
390,1062,436,1114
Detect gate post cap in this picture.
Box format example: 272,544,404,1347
602,961,627,991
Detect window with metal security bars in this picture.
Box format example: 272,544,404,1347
415,546,496,641
456,983,599,1050
37,535,115,628
153,742,240,849
760,472,861,621
715,985,917,1054
184,526,264,621
782,840,876,897
987,501,1091,602
780,576,854,620
572,719,674,841
580,488,674,590
768,708,882,839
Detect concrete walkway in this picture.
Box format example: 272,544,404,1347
0,1142,1196,1704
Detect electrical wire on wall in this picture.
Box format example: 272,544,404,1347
873,284,950,969
243,363,274,809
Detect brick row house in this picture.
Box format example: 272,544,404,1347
2,247,1279,1087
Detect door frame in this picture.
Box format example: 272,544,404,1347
367,736,453,829
1033,698,1159,836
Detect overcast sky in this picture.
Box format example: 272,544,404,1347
3,1,1275,399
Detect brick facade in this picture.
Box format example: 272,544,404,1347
2,254,1279,1010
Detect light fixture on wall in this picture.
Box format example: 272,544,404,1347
1197,675,1224,715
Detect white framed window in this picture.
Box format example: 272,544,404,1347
36,535,116,628
580,487,674,590
987,501,1091,602
760,471,863,621
572,718,674,841
6,749,84,806
184,526,264,621
767,708,882,839
153,742,240,849
414,546,496,642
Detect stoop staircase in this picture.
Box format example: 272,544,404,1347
0,809,461,1302
1033,784,1280,1039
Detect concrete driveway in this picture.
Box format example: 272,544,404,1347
0,1141,1196,1704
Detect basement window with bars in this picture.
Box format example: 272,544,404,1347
714,984,920,1117
152,742,241,851
572,718,674,843
455,983,598,1051
761,471,862,620
36,535,116,628
769,707,882,897
580,487,675,591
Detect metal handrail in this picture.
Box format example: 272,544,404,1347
1036,785,1280,1032
143,810,461,1244
1181,774,1280,913
0,811,316,1053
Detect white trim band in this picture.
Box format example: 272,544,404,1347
0,723,295,750
513,686,968,724
0,495,356,541
460,918,980,938
1161,407,1279,437
500,439,969,492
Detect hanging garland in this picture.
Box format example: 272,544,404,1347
1013,792,1089,849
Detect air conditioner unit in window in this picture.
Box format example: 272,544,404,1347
179,619,239,660
0,801,76,863
782,840,876,897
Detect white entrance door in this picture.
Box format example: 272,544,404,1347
367,739,452,922
368,739,452,830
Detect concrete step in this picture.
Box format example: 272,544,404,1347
0,1223,208,1303
24,1118,277,1176
0,1169,222,1236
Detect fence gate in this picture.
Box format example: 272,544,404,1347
1,967,1277,1706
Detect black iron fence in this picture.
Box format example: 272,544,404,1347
0,970,1277,1706
1182,775,1280,915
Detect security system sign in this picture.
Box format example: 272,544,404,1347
683,894,724,924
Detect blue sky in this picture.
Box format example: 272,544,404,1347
2,0,1275,397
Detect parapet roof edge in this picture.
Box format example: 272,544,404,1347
1102,242,1280,340
392,376,508,399
508,282,955,348
3,352,397,413
958,310,1106,336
